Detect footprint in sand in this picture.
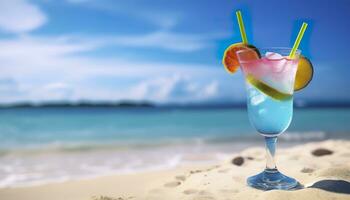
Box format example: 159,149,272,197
219,189,239,194
203,182,211,186
205,166,218,172
149,188,164,193
193,191,216,200
218,168,230,173
164,181,181,188
301,167,315,173
183,189,198,195
187,166,217,176
289,155,300,160
340,153,350,157
198,190,213,196
175,175,187,181
193,197,215,200
190,169,203,174
246,156,254,160
91,196,135,200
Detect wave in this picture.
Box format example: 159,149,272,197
0,131,339,155
0,142,225,188
279,131,327,141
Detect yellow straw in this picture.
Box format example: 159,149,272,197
289,22,308,58
236,10,248,44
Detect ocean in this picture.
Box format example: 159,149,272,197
0,107,349,187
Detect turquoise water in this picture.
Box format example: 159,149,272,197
247,86,293,136
0,106,350,187
0,106,350,150
0,107,251,150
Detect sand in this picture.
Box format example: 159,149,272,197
0,140,349,200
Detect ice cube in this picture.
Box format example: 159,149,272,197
273,59,287,73
265,52,287,73
248,88,258,98
265,52,284,60
250,94,265,106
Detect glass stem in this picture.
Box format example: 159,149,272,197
265,136,277,171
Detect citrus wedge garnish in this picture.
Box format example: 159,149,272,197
294,56,313,91
222,43,260,74
246,74,292,101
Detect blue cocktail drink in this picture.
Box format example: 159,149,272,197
247,86,293,136
222,12,311,190
237,48,300,190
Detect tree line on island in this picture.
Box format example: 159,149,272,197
0,100,349,109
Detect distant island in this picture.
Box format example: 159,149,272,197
0,100,350,109
0,101,155,109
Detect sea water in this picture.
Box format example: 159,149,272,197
0,107,350,187
247,85,293,136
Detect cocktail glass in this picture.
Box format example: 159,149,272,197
236,47,300,190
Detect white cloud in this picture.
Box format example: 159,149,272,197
99,31,218,52
0,35,94,60
129,75,220,103
0,34,233,104
65,0,179,30
0,0,47,33
201,81,218,98
44,82,70,90
65,30,227,52
34,82,74,101
0,33,224,81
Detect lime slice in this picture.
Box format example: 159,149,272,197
246,75,292,101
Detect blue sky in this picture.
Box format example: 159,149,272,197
0,0,349,104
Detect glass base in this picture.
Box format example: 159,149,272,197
247,169,298,190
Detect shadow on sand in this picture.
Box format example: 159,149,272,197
308,179,350,194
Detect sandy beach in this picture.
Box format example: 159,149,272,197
0,140,349,200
